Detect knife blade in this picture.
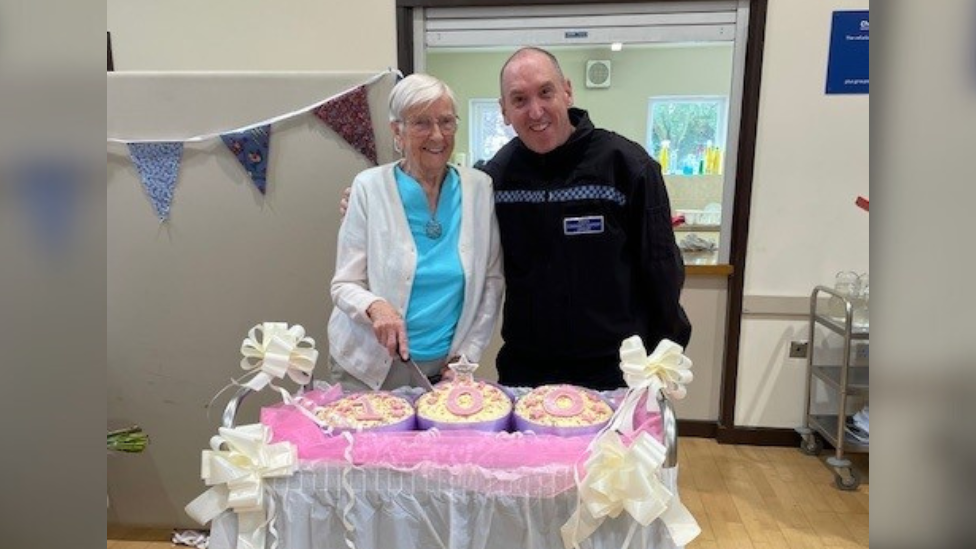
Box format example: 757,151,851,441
403,356,435,392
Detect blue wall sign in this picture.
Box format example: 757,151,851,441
825,10,869,94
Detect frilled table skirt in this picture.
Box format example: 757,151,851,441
209,464,684,549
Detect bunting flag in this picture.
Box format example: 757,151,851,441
313,85,377,165
128,142,184,221
221,125,272,195
13,157,80,255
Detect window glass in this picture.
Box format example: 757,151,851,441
647,96,728,176
469,99,517,166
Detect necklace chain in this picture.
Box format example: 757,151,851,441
399,162,444,239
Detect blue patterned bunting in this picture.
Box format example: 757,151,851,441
128,142,184,221
221,125,271,194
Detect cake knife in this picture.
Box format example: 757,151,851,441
403,356,435,392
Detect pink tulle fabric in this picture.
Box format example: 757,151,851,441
260,386,664,470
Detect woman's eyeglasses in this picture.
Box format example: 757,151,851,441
406,115,459,135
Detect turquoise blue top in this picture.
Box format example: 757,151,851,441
394,164,464,360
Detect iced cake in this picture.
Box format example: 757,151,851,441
314,391,416,433
513,384,613,436
415,379,513,431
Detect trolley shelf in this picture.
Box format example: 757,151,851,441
812,313,870,340
808,414,869,453
798,286,869,490
811,366,869,394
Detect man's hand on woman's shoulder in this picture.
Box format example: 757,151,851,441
339,187,351,217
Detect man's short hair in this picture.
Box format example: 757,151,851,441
498,46,566,91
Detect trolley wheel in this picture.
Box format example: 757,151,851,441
799,433,823,456
833,468,861,491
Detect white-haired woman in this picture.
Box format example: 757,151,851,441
327,74,504,391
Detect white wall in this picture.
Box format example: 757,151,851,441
107,0,396,71
734,0,869,427
105,0,870,433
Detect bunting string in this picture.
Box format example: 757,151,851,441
107,69,397,144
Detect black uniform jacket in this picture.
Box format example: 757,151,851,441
481,108,691,387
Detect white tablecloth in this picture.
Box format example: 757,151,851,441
209,464,684,549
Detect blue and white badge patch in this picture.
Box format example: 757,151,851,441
563,215,604,235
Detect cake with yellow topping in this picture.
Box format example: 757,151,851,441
415,379,513,431
314,391,416,433
513,384,613,436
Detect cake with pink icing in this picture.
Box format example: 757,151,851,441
415,379,513,431
314,391,416,433
513,384,613,436
414,355,512,431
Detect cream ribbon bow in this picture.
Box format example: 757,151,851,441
562,431,699,548
611,336,693,434
185,424,297,549
620,336,693,400
240,322,318,392
577,430,671,524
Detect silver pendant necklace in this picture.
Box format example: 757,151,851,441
425,217,442,239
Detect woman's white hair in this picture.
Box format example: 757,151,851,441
388,74,458,123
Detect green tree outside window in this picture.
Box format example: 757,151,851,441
647,96,728,176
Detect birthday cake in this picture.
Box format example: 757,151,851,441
415,379,513,431
513,384,614,436
413,355,513,431
314,391,416,433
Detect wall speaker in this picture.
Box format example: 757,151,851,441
585,60,612,88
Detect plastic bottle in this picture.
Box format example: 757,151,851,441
702,141,713,175
659,141,670,174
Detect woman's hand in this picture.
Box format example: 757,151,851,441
339,187,351,216
366,300,409,360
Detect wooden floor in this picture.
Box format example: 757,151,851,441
108,437,869,549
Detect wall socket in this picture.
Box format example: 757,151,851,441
789,341,809,358
853,342,869,364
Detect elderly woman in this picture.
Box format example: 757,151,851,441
327,74,504,391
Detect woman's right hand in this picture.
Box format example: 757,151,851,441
366,300,409,360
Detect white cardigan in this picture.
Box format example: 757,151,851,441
328,162,504,389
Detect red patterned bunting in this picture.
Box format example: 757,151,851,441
313,85,377,165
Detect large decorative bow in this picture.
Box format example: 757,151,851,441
580,430,670,522
185,424,297,549
619,336,693,400
561,431,700,548
240,322,318,392
611,336,693,434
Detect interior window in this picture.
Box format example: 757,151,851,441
419,3,746,265
469,99,517,166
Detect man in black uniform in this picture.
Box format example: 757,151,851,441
481,47,691,390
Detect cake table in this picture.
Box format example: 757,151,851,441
205,384,685,549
